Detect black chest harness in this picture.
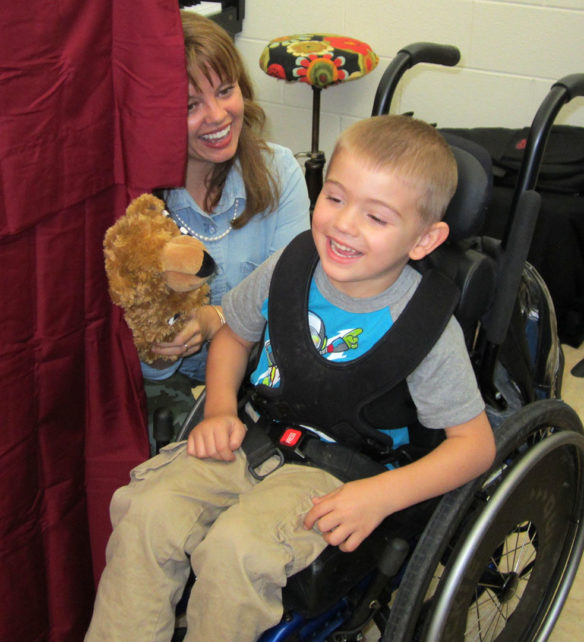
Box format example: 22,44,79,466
241,231,459,481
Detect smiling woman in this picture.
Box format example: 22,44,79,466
138,11,310,452
186,71,244,192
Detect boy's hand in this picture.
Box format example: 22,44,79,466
303,476,389,552
187,415,246,461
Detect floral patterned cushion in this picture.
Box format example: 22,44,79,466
259,34,378,89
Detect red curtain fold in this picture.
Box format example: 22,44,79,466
0,2,186,639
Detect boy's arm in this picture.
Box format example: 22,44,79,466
304,410,495,552
186,324,255,461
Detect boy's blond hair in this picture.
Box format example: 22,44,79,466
329,115,458,224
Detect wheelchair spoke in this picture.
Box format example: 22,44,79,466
497,523,537,576
468,588,506,640
425,521,539,640
468,589,508,639
463,522,537,641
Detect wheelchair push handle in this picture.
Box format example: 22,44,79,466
398,42,461,68
554,73,584,100
506,72,584,235
372,42,461,116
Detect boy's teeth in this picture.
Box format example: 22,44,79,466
331,239,359,256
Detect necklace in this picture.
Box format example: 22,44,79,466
172,199,239,242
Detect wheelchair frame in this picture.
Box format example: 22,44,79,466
169,45,584,642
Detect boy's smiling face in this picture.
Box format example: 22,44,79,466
312,147,447,298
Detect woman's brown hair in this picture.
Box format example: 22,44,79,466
181,10,279,226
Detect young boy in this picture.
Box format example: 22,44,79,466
86,115,495,642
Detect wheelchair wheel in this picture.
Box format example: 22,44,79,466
383,399,584,641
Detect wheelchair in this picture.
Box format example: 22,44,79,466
164,44,584,641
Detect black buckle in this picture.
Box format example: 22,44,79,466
241,405,319,479
247,447,285,481
241,414,286,481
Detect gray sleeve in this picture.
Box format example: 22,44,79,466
406,317,485,429
221,250,282,343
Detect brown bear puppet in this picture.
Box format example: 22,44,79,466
104,193,215,363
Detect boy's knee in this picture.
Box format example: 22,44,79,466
193,505,293,579
111,485,194,552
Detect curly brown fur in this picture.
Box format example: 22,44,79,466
104,194,212,363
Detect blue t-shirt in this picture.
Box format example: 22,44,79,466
252,279,393,388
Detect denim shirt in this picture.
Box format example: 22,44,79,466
141,143,310,382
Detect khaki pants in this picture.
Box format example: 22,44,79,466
85,442,342,642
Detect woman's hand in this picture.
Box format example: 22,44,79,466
151,305,224,362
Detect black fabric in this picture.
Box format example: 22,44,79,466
487,185,584,347
248,231,460,454
441,126,584,347
441,125,584,194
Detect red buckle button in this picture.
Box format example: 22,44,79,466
280,428,302,447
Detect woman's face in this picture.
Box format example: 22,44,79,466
186,67,244,176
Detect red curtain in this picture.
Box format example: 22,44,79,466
0,2,186,639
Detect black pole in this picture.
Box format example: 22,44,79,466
311,86,321,153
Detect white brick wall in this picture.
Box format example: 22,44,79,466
234,0,584,160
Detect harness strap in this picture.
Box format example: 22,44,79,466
240,410,284,481
240,408,386,483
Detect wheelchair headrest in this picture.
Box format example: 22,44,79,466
441,133,492,241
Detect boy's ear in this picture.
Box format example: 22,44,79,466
409,221,450,261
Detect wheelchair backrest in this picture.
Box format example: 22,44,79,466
416,135,497,350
